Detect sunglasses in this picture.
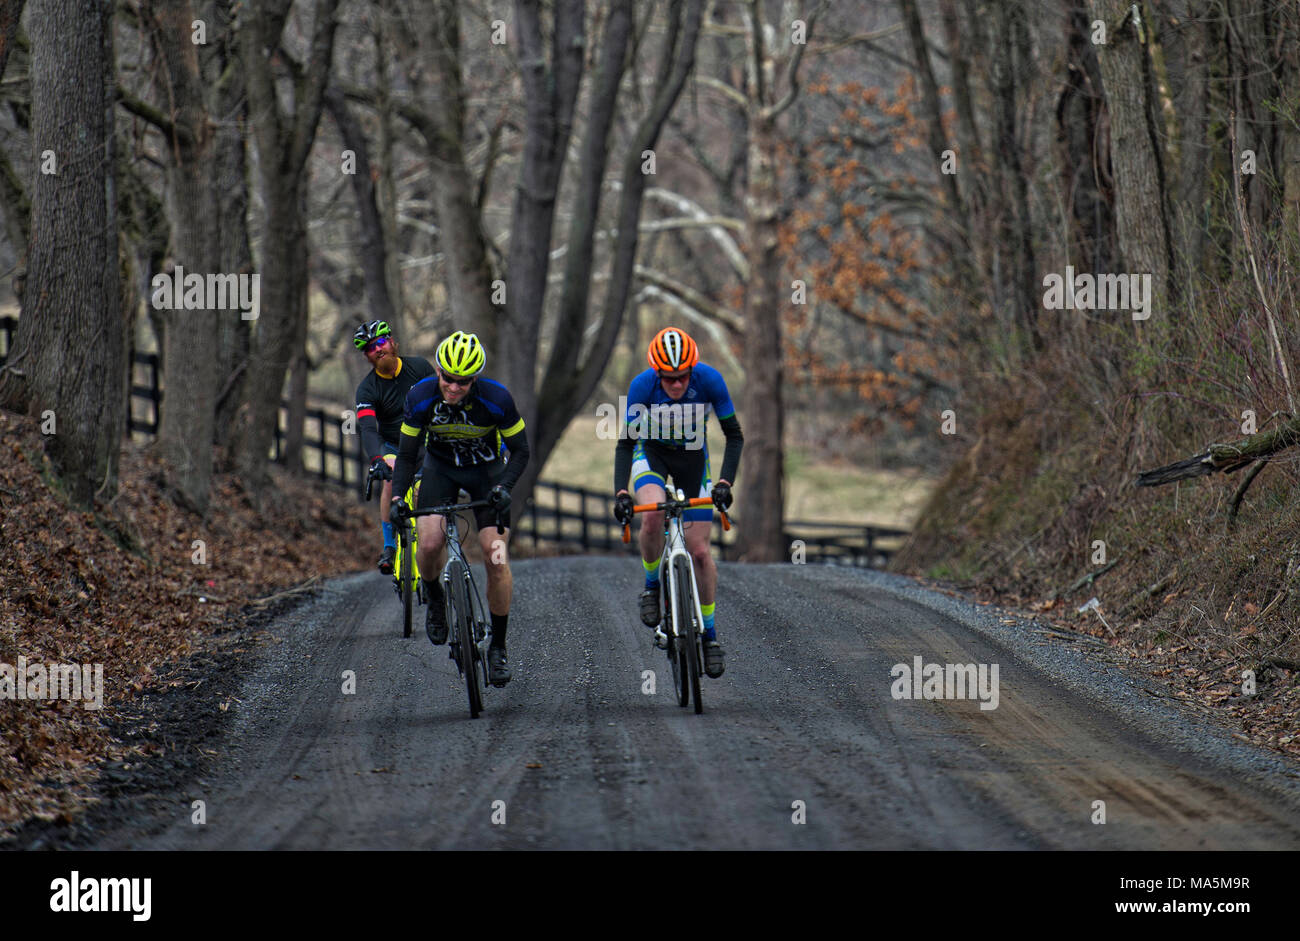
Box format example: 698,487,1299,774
659,370,691,385
440,372,474,388
363,336,391,353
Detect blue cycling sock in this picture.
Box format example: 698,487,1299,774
701,602,716,641
643,557,660,590
381,521,395,548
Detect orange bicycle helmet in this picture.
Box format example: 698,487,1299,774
647,327,699,372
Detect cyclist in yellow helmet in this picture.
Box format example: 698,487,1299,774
389,331,530,687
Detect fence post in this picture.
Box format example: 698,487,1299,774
530,490,539,548
316,411,327,482
580,488,589,550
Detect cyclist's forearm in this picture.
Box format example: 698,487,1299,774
358,414,383,461
613,436,635,494
498,430,530,489
718,414,744,485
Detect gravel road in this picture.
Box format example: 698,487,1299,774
92,559,1300,849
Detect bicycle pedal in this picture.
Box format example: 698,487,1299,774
653,628,669,650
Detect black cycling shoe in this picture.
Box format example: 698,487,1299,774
639,588,660,627
488,646,512,687
703,640,725,678
425,602,448,645
377,545,396,574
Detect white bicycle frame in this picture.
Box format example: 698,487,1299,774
660,487,704,643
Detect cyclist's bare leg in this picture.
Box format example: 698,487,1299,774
635,481,667,564
684,516,716,605
415,516,447,576
478,526,512,615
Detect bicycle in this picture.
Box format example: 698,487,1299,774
365,465,423,638
393,497,505,719
622,488,731,714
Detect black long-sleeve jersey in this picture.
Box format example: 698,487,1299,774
354,355,436,460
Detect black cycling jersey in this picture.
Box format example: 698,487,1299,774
390,375,530,504
355,355,436,461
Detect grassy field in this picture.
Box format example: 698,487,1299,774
541,413,933,531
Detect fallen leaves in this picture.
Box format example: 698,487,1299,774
0,411,374,834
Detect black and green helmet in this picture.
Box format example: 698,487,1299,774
353,320,392,350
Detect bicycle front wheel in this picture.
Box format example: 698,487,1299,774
446,560,482,718
400,531,414,638
665,577,688,707
673,556,703,714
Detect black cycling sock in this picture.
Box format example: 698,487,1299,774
425,579,443,604
490,612,508,648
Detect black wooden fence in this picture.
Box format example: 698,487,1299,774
519,480,907,565
2,315,905,566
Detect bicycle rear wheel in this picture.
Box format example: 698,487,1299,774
673,556,703,714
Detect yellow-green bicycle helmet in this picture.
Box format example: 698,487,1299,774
436,330,486,377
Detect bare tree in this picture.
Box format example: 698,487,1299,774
0,0,124,507
1090,0,1172,315
137,0,221,514
231,0,339,489
729,0,827,561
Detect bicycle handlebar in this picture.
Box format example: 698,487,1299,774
620,496,732,544
392,499,506,535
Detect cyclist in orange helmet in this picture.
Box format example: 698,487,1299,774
612,327,743,677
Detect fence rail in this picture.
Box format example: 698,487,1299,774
2,315,905,566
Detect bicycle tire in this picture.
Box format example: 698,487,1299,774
446,559,482,718
673,555,703,714
400,531,414,638
663,574,687,706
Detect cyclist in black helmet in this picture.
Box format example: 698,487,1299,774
353,320,436,573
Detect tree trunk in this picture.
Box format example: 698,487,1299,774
406,0,497,350
202,0,254,456
0,0,22,81
232,0,338,490
1091,0,1171,316
374,9,407,336
734,110,786,562
144,0,220,515
1155,0,1211,280
499,0,585,436
0,0,123,507
1058,1,1116,279
325,84,400,335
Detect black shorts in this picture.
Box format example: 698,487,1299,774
632,441,713,522
416,453,509,531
